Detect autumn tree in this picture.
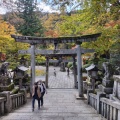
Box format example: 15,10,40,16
0,16,29,64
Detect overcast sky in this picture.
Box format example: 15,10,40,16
0,0,60,14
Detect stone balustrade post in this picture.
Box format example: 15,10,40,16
87,89,93,104
0,97,5,115
96,92,106,114
20,88,27,103
0,91,12,113
118,109,120,120
1,101,4,115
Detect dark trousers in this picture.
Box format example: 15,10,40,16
41,92,45,105
32,97,40,109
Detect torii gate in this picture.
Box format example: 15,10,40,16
11,33,101,97
18,48,94,88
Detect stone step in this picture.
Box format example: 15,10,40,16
1,116,106,120
0,83,104,120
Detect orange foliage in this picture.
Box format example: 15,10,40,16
45,30,59,37
105,20,120,28
0,52,6,62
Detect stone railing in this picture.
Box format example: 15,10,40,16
100,98,120,120
11,93,25,110
0,89,27,116
0,97,6,115
88,91,120,120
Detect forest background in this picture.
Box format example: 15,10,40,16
0,0,119,69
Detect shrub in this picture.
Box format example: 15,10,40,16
27,69,45,76
10,87,19,94
67,62,73,68
0,83,14,92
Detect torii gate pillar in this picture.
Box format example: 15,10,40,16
30,45,35,92
45,56,49,88
72,56,77,88
77,44,83,97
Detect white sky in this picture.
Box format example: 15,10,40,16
0,0,60,14
37,2,60,13
0,7,6,14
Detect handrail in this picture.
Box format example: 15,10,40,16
100,98,120,110
11,93,24,98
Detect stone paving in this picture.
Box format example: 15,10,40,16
0,66,106,120
48,68,74,89
36,66,74,89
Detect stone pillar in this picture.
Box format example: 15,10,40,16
87,89,93,104
30,45,35,93
1,103,4,115
72,56,77,88
96,92,106,114
19,78,22,89
118,110,120,120
77,44,83,97
20,88,27,103
111,75,120,101
45,57,49,88
60,62,66,72
92,78,95,92
83,81,87,93
0,91,12,113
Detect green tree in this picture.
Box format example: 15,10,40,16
54,0,120,57
16,0,44,36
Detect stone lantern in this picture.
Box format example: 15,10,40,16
13,66,29,89
85,64,98,91
98,62,114,97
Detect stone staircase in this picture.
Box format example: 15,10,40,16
0,89,106,120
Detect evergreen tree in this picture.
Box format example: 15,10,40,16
16,0,44,36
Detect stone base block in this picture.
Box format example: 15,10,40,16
60,69,66,72
102,79,114,87
98,85,113,94
76,94,87,100
110,95,120,102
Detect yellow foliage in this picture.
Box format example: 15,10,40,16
0,17,29,54
27,69,45,76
